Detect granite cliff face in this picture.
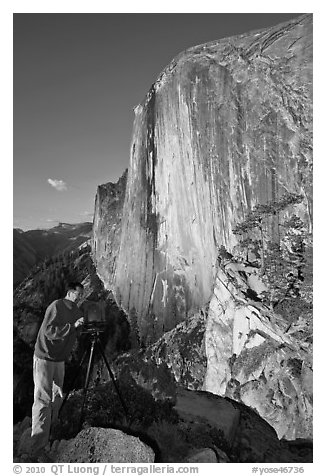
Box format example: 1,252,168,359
93,14,312,345
203,256,312,440
92,170,128,284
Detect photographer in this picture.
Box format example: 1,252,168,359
30,282,85,461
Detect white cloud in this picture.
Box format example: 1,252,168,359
46,218,59,224
47,178,68,192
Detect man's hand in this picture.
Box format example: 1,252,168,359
75,317,84,328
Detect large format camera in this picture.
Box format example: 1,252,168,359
81,300,106,333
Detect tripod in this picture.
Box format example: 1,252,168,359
60,326,129,432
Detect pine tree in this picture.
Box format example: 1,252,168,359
232,192,311,313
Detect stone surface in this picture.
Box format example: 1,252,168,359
14,417,32,456
173,388,312,463
229,399,312,463
148,310,207,389
112,252,312,441
92,170,128,286
111,308,207,401
175,388,240,447
117,253,312,442
203,258,312,440
13,384,312,463
56,427,155,463
184,448,218,463
92,14,312,345
16,426,51,459
213,447,231,463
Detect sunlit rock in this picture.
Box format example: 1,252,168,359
93,14,312,345
203,258,312,440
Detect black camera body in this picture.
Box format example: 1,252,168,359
81,300,106,333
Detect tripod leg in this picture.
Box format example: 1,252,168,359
59,347,89,416
96,338,129,419
78,338,96,431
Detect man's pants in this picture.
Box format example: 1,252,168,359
31,356,65,454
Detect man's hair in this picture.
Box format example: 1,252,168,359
66,281,84,293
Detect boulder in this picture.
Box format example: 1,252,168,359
175,388,240,447
173,388,312,463
56,427,155,463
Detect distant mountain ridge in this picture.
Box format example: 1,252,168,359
13,222,93,287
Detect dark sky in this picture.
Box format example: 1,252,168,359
13,13,302,230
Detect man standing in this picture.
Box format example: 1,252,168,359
30,282,85,461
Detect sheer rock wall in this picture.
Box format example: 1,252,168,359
92,170,127,284
93,14,312,345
